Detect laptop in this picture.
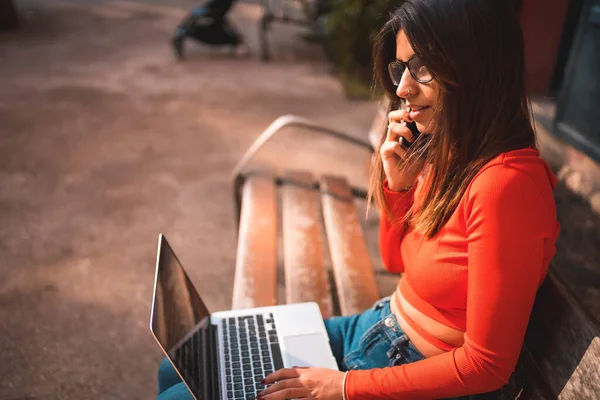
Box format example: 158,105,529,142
150,234,338,400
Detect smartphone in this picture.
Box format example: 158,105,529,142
400,121,421,149
393,100,421,149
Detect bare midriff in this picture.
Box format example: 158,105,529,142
390,279,465,358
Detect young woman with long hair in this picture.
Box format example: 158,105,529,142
256,0,560,399
157,1,560,399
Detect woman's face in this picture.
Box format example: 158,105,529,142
395,30,439,133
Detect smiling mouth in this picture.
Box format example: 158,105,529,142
409,106,429,111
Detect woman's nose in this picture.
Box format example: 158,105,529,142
396,68,418,99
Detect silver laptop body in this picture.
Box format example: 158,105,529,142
150,234,338,400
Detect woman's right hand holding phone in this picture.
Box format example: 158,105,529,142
381,109,425,191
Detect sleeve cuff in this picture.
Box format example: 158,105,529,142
383,180,417,211
345,369,370,400
345,369,356,400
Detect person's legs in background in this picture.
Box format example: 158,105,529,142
172,0,247,59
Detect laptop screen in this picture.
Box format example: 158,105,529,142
150,234,210,354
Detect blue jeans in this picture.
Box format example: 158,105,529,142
324,296,425,371
157,358,194,400
156,297,461,399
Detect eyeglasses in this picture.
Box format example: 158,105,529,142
388,56,433,85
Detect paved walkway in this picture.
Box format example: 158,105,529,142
0,1,377,399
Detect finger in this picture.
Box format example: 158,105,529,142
260,387,310,400
388,109,414,124
380,140,398,155
386,122,399,142
386,122,414,143
263,368,300,385
394,142,409,159
398,121,415,143
381,141,405,159
259,378,302,397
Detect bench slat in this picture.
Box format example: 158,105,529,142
281,171,334,318
232,172,278,310
320,175,379,316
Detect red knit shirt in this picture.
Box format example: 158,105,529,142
346,148,560,399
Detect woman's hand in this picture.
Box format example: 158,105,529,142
381,108,425,191
258,367,345,400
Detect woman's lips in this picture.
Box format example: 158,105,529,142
409,106,430,120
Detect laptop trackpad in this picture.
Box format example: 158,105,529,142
282,334,337,368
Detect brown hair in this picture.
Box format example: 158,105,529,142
368,0,536,238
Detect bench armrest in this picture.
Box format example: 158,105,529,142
232,115,374,221
232,114,374,178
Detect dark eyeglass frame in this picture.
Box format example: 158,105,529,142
388,56,434,85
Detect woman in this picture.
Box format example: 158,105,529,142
157,0,560,398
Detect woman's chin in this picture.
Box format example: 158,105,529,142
415,121,427,134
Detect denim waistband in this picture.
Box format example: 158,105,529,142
372,297,425,363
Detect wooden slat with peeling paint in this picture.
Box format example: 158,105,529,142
320,175,379,316
232,172,278,310
281,170,333,318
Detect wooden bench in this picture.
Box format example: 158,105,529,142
231,115,600,399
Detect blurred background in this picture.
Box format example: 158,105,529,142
0,0,598,399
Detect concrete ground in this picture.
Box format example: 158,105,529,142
0,1,379,399
1,1,598,400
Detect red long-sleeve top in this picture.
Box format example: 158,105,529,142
346,148,560,399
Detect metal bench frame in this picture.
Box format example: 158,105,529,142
232,114,374,222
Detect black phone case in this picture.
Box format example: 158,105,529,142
400,121,421,149
406,121,421,141
392,100,421,147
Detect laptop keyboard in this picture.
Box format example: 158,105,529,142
222,312,283,400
